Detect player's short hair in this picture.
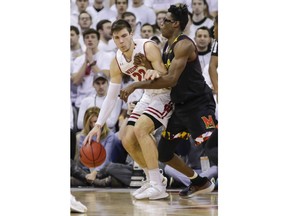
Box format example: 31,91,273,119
111,19,132,34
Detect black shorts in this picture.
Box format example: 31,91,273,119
165,99,217,140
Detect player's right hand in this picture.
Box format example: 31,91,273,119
83,124,102,145
144,69,160,80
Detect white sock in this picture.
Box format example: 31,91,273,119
148,168,162,185
143,168,150,181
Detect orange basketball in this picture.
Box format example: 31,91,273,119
79,141,106,168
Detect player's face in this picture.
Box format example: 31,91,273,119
112,28,133,52
160,13,175,39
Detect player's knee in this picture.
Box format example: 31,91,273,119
134,119,153,137
158,138,174,162
158,151,174,163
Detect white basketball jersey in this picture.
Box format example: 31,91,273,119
116,39,169,95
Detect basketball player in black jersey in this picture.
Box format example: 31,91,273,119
120,4,217,198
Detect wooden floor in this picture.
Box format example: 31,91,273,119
71,187,218,216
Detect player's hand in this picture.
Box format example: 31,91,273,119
133,53,152,69
83,124,102,145
144,69,160,80
120,84,135,102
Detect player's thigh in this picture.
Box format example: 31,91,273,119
134,114,155,136
121,125,138,148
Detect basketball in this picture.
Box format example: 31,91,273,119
79,141,106,168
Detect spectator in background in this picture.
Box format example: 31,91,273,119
208,15,218,102
70,26,84,106
122,11,141,39
188,0,214,40
71,0,89,27
115,0,128,20
96,19,117,53
78,107,126,183
206,0,218,17
86,0,117,28
71,29,113,109
194,26,212,72
140,23,154,39
77,72,122,132
77,11,94,51
128,0,156,26
153,10,167,36
144,0,192,13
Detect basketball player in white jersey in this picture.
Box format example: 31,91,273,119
83,19,173,200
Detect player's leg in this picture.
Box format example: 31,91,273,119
133,93,172,199
158,108,215,198
178,107,217,198
121,124,147,169
133,114,168,199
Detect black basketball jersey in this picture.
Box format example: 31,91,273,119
162,34,213,106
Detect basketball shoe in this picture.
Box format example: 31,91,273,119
134,180,169,200
179,177,215,198
132,175,168,197
70,194,87,213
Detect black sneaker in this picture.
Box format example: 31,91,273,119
179,177,215,198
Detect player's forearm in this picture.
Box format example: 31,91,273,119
95,82,121,127
133,75,175,90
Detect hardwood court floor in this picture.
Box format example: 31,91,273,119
71,187,218,216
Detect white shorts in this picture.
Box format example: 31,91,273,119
128,91,174,128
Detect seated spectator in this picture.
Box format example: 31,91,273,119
77,107,127,183
77,72,122,132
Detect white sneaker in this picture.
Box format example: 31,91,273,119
135,181,169,200
70,194,87,213
132,180,151,197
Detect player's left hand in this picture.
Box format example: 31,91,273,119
120,84,135,102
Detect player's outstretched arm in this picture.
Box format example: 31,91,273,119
83,59,122,145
